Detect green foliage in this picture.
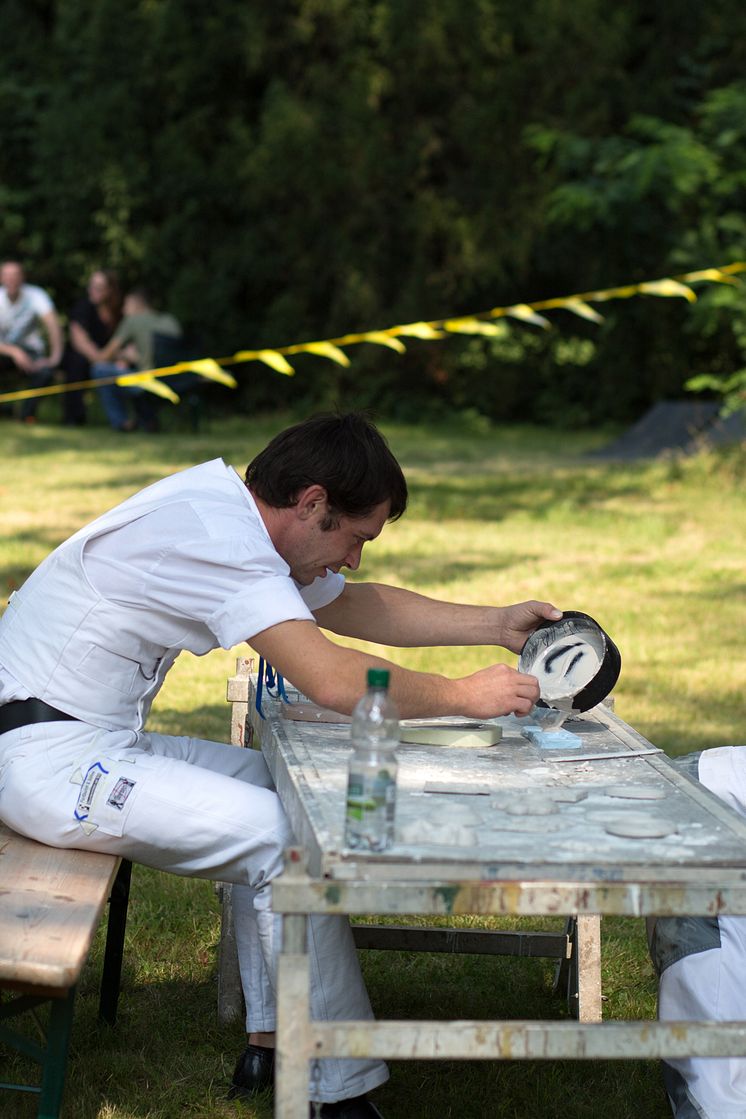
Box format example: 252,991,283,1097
687,367,746,414
2,1,746,425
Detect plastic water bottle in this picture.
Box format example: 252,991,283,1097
344,668,399,851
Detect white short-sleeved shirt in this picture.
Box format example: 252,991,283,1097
82,463,344,648
0,283,54,356
0,459,345,702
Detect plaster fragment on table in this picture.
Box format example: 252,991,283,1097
423,781,492,795
603,814,677,839
491,794,559,816
549,788,589,803
604,784,667,800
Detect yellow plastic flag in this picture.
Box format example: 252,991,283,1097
300,341,350,366
638,279,696,302
504,304,551,328
584,284,639,302
362,331,407,353
249,350,295,376
561,299,604,324
184,359,237,388
117,374,180,403
680,268,740,286
443,318,507,336
395,322,446,340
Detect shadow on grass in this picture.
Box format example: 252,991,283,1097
361,947,669,1119
0,864,667,1119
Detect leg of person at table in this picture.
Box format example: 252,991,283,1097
650,747,746,1119
0,726,388,1117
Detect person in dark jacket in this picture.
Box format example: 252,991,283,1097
60,269,122,426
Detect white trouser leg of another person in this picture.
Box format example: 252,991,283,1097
650,746,746,1119
0,721,388,1104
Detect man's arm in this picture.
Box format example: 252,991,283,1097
313,582,561,655
97,333,125,362
34,309,63,369
249,618,539,719
0,341,33,372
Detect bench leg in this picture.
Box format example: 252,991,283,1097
37,988,76,1119
99,858,132,1026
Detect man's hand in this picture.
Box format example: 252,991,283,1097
2,344,33,373
459,662,540,717
498,600,562,654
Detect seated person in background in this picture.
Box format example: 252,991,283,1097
649,746,746,1119
60,269,122,427
92,286,182,432
0,260,63,423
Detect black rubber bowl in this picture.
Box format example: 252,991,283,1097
518,610,621,712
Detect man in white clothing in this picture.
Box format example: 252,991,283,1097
649,747,746,1119
0,412,559,1116
0,260,63,422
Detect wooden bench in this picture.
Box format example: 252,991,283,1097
218,657,603,1025
0,822,131,1119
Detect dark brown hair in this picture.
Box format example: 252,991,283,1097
245,412,408,521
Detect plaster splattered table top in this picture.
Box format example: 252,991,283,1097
249,687,746,888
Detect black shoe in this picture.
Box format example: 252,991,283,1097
227,1044,275,1099
311,1095,384,1118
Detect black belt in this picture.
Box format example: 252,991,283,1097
0,698,78,735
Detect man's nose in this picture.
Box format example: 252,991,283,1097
344,544,363,571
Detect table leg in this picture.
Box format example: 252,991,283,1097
555,915,602,1022
575,915,602,1022
276,912,312,1119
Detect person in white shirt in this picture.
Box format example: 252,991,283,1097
0,259,63,422
649,747,746,1119
0,412,559,1117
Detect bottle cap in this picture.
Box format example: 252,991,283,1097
367,668,390,688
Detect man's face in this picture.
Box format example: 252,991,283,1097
1,263,24,300
287,499,390,585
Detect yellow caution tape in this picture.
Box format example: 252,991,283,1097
299,341,350,366
1,261,744,406
183,359,238,388
560,299,605,324
117,374,180,403
359,331,407,352
637,279,697,302
504,304,552,329
443,318,507,336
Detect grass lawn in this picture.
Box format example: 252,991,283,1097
1,410,744,1118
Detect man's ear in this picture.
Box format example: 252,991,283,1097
294,484,329,520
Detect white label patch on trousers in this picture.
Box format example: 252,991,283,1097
72,760,138,837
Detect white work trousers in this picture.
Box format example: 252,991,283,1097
0,721,388,1103
658,746,746,1119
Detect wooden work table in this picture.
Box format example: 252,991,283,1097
239,675,746,1118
